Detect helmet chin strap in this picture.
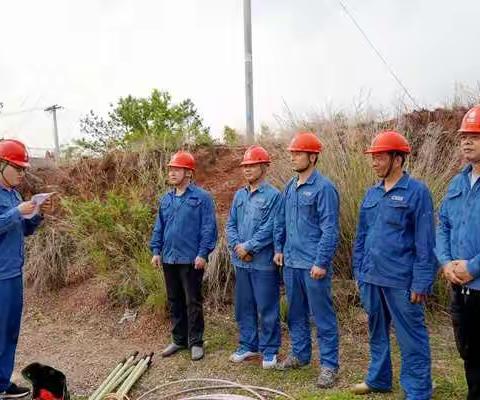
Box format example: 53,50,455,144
0,162,14,188
176,170,192,188
383,152,397,179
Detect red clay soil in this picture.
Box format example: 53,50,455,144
193,146,248,218
399,107,468,133
23,146,250,220
22,105,469,212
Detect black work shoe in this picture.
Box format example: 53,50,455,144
0,383,31,399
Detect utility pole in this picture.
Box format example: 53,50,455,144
44,104,62,159
243,0,254,142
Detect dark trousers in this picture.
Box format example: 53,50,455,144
451,285,480,400
0,276,23,391
163,264,204,348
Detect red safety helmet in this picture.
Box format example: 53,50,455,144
167,151,196,171
365,130,411,154
287,132,323,153
0,139,30,168
240,145,271,166
458,105,480,134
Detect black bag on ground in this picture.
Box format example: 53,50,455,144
21,363,70,400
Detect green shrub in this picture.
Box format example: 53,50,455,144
60,191,169,310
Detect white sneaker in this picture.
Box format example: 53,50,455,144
262,354,277,369
229,348,259,363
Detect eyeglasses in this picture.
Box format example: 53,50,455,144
7,163,27,173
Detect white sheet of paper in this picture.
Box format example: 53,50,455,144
23,192,56,219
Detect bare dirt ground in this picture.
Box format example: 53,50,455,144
17,136,468,398
13,279,466,399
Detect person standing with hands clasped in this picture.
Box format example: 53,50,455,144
436,105,480,400
150,150,217,362
226,146,281,369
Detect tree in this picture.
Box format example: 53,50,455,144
76,89,212,155
258,124,275,142
76,109,126,155
223,125,239,145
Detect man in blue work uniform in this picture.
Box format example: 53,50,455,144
150,150,217,361
273,132,340,388
436,105,480,400
351,130,435,399
226,145,281,369
0,139,52,398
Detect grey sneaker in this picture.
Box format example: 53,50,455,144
317,366,338,388
191,345,204,361
161,343,186,357
275,354,308,370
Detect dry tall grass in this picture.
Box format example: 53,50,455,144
23,107,465,312
267,110,462,309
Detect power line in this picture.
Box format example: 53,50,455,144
0,107,45,117
337,0,420,109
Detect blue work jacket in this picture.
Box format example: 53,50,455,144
226,181,280,270
436,164,480,290
0,185,43,280
274,170,340,272
150,184,217,264
352,173,436,294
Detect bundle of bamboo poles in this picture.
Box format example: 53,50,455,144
88,352,154,400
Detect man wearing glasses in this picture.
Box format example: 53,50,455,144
0,139,52,398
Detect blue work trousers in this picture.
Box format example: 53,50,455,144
234,267,281,356
359,282,432,400
283,266,339,369
0,276,23,391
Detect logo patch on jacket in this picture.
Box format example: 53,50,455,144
253,198,266,206
390,195,404,201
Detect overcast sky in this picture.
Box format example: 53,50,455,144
1,0,479,151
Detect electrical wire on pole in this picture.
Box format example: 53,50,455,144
337,0,420,109
44,104,63,159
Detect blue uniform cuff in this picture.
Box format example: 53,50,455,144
467,259,480,279
242,241,254,254
152,248,161,256
11,207,23,221
411,284,431,295
228,240,239,250
314,258,329,268
438,258,452,269
31,214,44,224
